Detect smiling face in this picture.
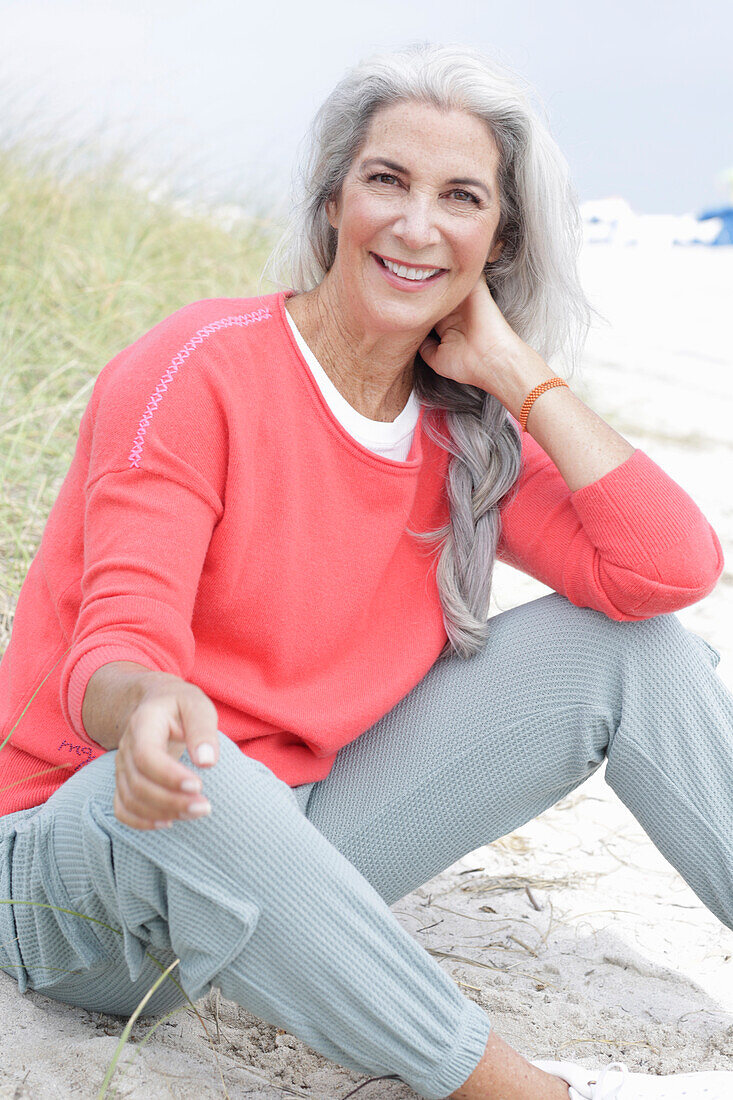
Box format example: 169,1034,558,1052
323,99,504,337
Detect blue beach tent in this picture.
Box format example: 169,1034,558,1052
697,206,733,245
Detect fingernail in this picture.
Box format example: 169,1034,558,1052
195,744,215,766
155,821,173,829
180,779,202,793
185,801,211,818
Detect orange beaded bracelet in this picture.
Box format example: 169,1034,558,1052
518,376,569,432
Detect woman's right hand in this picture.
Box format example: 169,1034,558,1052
113,671,220,830
82,662,220,831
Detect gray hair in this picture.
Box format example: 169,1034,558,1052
260,41,595,660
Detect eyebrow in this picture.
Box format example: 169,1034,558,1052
360,157,492,199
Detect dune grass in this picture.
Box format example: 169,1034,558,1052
0,131,286,1096
0,131,279,650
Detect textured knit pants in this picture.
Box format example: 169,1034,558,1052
1,592,732,1099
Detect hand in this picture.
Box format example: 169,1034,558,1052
418,275,547,405
113,671,220,831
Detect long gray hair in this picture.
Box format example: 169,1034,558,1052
260,41,595,660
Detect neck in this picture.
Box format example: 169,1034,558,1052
285,272,422,423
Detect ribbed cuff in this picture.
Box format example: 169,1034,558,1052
66,645,162,747
415,998,493,1100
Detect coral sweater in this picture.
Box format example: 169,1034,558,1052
0,291,724,815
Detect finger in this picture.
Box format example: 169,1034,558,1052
118,753,210,822
176,691,220,769
168,716,185,741
113,786,174,832
419,336,439,365
126,702,206,792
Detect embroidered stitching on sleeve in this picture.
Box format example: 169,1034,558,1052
127,307,271,468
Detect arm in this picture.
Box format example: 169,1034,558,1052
496,356,637,492
418,278,724,619
493,363,723,619
61,461,223,744
497,422,724,620
499,348,724,613
82,661,153,750
55,305,234,827
59,304,229,745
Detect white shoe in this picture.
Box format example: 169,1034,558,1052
531,1058,733,1098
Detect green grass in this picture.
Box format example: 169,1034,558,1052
0,130,279,650
0,130,283,1097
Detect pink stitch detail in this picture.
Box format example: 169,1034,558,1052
127,308,271,467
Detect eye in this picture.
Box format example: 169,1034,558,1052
369,172,400,185
450,189,480,205
367,173,481,205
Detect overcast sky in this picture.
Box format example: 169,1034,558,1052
1,0,731,217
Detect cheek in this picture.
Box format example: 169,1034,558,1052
339,215,372,252
345,196,390,241
458,229,496,271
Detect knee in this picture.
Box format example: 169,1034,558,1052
508,595,718,723
601,606,718,675
537,593,708,671
77,734,295,997
178,730,300,826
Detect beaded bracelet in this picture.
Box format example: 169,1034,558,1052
519,376,569,432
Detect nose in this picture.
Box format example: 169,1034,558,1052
391,192,441,252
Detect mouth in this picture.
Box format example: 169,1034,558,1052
371,252,447,288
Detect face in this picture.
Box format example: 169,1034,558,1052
324,99,504,337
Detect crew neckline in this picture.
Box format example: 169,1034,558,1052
283,298,421,448
277,289,425,472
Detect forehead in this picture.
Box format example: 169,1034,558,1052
357,100,501,177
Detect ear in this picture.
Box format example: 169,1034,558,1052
487,238,504,265
325,195,341,231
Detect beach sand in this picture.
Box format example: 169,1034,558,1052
2,243,732,1098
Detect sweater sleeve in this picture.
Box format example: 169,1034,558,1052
59,306,229,746
496,425,725,621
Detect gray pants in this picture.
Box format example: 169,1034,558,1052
1,592,731,1099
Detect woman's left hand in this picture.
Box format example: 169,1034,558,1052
418,276,548,407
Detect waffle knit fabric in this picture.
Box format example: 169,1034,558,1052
2,592,731,1098
0,291,724,815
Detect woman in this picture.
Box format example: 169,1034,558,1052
1,41,731,1100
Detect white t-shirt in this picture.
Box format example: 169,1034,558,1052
284,307,421,463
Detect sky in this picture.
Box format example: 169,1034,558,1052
1,0,731,217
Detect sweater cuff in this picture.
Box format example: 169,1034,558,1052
67,644,163,747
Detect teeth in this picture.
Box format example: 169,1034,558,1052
381,257,441,281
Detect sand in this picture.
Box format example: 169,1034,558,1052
1,241,732,1098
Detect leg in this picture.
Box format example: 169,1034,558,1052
603,608,733,930
3,591,729,1098
0,734,492,1100
304,590,616,904
303,592,733,932
299,592,732,1098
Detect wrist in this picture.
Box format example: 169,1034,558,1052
519,376,571,432
479,351,556,422
82,661,160,750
